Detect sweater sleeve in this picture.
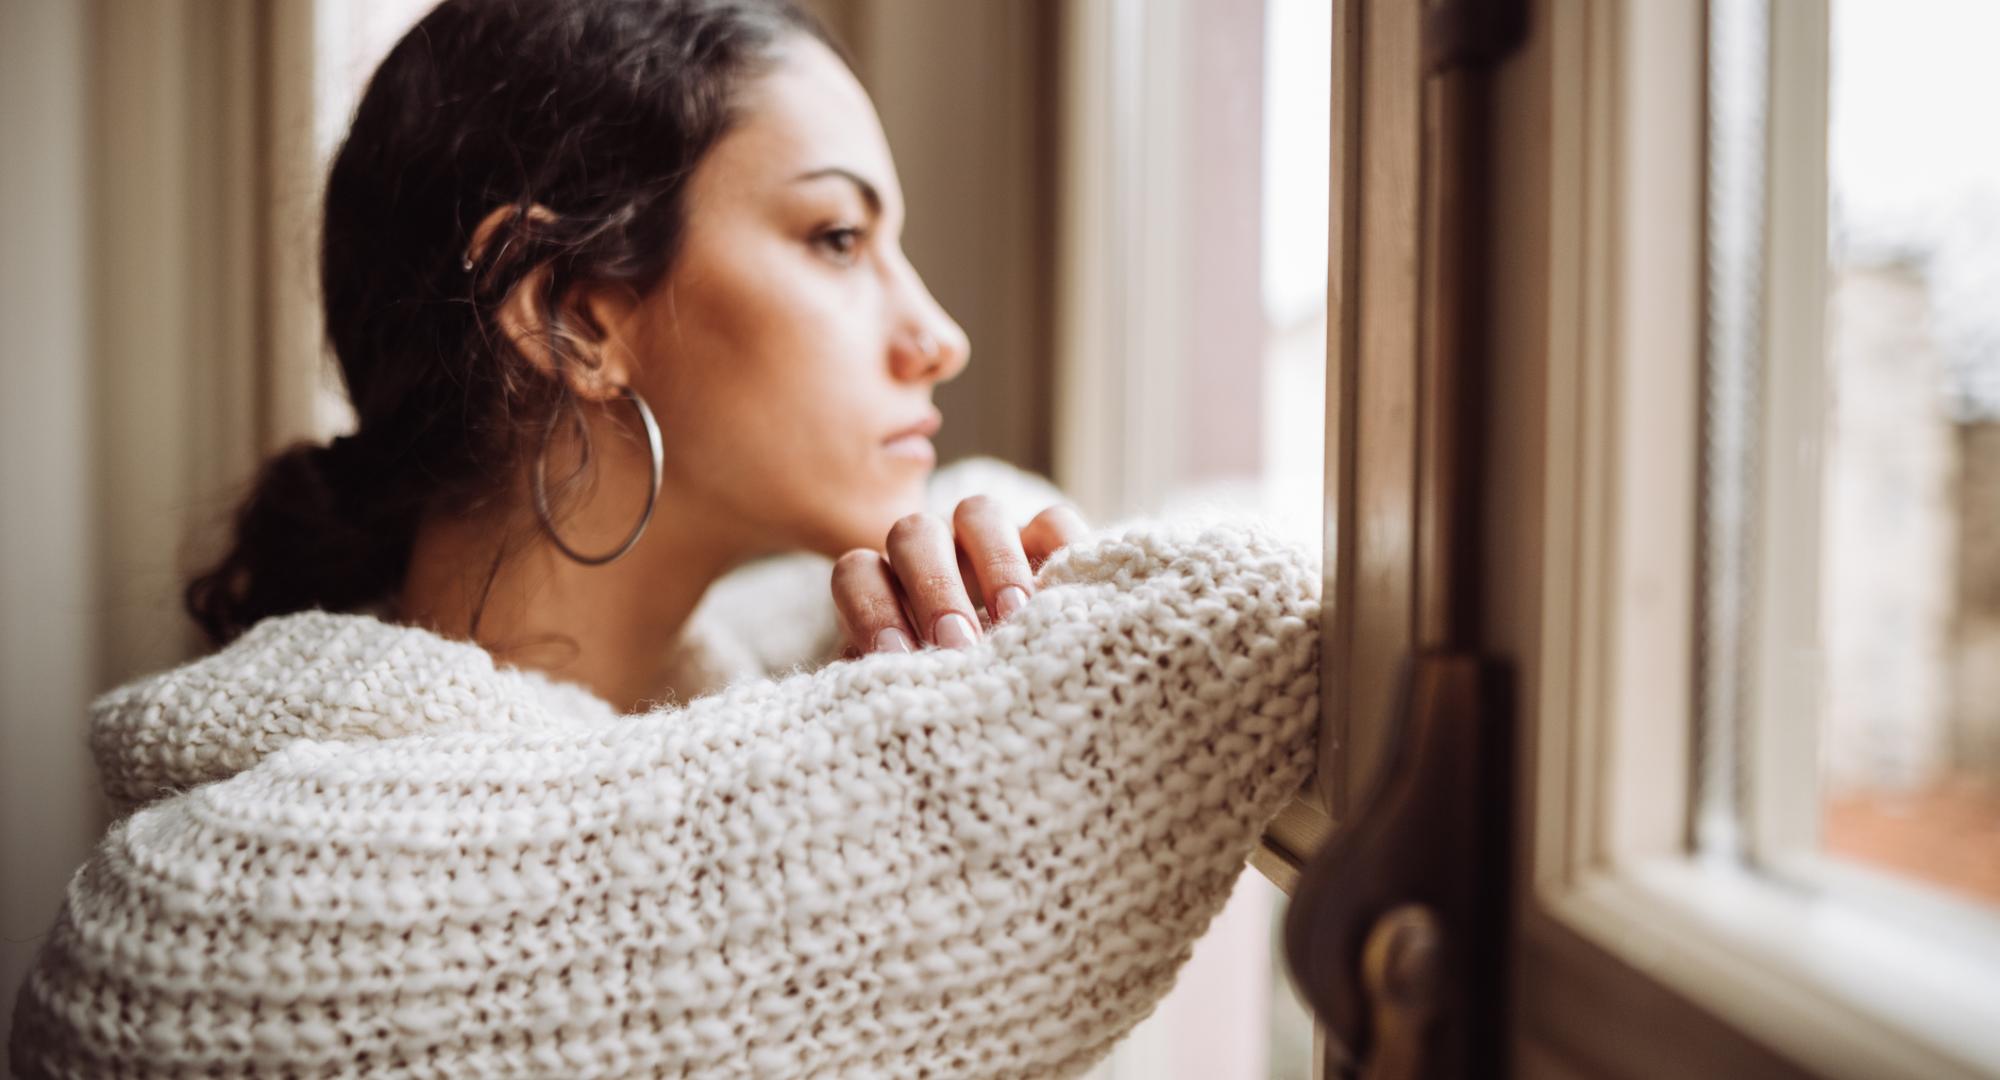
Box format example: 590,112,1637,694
11,521,1321,1080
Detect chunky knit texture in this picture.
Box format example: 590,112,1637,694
11,520,1320,1079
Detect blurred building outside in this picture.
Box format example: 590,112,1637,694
1817,0,2000,905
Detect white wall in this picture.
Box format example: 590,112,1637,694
0,0,107,1050
0,1,327,1048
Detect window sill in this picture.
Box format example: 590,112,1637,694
1535,855,2000,1080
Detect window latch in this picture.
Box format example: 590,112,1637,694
1284,654,1515,1079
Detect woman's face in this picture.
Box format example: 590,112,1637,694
619,35,970,560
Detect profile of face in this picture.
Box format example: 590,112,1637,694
596,35,971,563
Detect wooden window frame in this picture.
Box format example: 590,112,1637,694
1252,0,1425,894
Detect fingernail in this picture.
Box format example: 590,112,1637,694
872,627,914,654
993,585,1029,622
933,612,978,649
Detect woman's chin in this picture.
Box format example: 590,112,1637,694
784,497,915,560
850,481,932,548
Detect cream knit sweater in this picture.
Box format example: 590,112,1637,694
10,519,1320,1079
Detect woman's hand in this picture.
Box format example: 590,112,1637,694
832,498,1088,657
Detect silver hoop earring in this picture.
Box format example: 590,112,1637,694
532,386,663,566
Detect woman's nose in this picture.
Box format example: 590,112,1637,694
891,318,970,384
886,252,970,384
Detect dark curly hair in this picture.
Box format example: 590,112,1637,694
185,0,841,646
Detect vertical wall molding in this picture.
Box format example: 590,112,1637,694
1,0,104,1052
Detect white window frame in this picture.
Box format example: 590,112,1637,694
1744,1,2000,965
1052,0,1190,527
1515,1,2000,1076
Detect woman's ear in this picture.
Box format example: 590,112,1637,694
470,203,641,403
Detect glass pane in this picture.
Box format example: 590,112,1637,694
1819,0,2000,906
1151,0,1330,553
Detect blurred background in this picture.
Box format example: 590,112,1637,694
1811,0,2000,904
0,0,1327,1071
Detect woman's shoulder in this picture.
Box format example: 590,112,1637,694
88,609,616,811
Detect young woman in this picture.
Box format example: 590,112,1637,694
9,2,1323,1076
189,0,1080,710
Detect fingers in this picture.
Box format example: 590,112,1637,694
885,513,983,649
1020,503,1089,572
951,496,1036,625
831,549,918,656
834,501,1090,659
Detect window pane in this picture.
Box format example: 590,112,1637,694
1150,0,1329,553
1819,0,2000,906
1083,0,1326,1074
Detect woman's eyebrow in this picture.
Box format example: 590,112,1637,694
790,166,883,218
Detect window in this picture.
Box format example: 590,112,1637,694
1505,1,2000,1074
1055,1,1327,1076
1807,0,2000,909
1704,0,2000,985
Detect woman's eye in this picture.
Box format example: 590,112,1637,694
813,226,865,264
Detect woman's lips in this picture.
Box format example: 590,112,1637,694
883,432,937,465
882,410,942,464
